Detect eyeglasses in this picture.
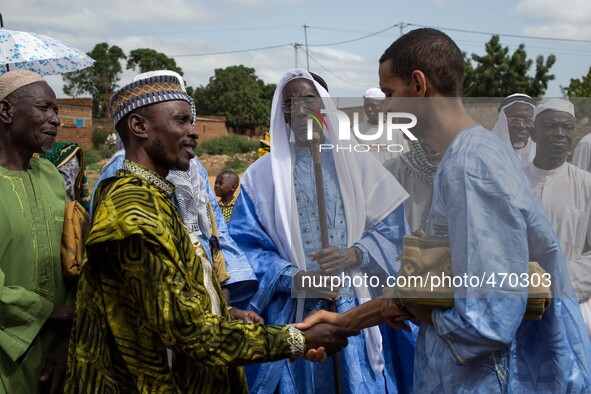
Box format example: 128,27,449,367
282,97,324,113
506,116,533,129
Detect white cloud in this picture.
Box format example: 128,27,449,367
511,0,591,24
102,0,214,23
511,0,591,39
221,0,266,7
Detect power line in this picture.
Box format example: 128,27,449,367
169,23,402,58
171,43,291,58
307,52,368,88
307,23,399,47
407,23,591,44
57,26,302,39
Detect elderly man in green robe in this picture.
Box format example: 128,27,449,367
0,70,74,393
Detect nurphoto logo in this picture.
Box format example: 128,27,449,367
306,108,418,153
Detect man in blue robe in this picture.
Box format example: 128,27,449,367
229,69,415,394
301,28,591,393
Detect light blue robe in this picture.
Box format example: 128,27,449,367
230,149,415,394
418,126,591,393
91,155,257,308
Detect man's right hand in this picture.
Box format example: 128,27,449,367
302,323,359,355
293,271,340,299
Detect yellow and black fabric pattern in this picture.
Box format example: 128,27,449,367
64,161,296,394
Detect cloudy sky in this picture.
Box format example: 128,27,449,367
3,0,591,98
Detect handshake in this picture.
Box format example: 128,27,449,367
297,322,360,363
295,297,418,363
293,297,417,364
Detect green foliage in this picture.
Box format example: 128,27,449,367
562,70,591,125
562,67,591,97
92,128,110,148
126,49,183,76
463,35,556,97
83,145,115,168
84,148,101,166
195,135,259,156
63,43,126,118
193,65,275,134
222,153,256,174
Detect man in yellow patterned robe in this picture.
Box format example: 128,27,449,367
64,72,356,393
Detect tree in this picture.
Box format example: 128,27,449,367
63,43,126,118
463,35,556,97
126,48,183,76
193,65,274,134
562,67,591,125
562,67,591,97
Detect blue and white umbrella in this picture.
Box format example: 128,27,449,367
0,17,94,75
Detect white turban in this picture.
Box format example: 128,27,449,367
534,98,575,120
363,87,385,100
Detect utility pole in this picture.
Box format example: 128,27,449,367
399,21,406,37
292,43,302,68
303,24,310,71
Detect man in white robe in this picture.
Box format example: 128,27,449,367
573,132,591,172
353,88,408,164
492,93,536,165
525,98,591,336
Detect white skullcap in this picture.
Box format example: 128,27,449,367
0,70,45,101
133,70,187,92
533,98,575,120
364,87,385,100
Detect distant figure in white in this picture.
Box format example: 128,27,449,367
353,87,408,164
525,98,591,337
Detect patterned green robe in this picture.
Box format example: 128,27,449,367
65,161,296,393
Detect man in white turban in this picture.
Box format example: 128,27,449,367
525,98,591,337
492,93,536,164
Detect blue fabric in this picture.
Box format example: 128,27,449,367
91,155,258,308
230,148,415,394
417,126,591,393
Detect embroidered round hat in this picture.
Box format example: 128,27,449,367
110,72,193,127
0,70,45,102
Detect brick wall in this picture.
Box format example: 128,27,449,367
54,98,228,148
56,98,93,148
196,116,228,142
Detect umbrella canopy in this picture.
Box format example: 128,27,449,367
0,25,94,76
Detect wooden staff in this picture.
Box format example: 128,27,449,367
310,138,343,394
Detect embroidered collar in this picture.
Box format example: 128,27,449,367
122,160,175,197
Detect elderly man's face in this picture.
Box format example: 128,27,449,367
7,81,60,154
364,98,384,125
282,78,324,146
504,102,534,149
532,109,575,166
142,100,197,173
